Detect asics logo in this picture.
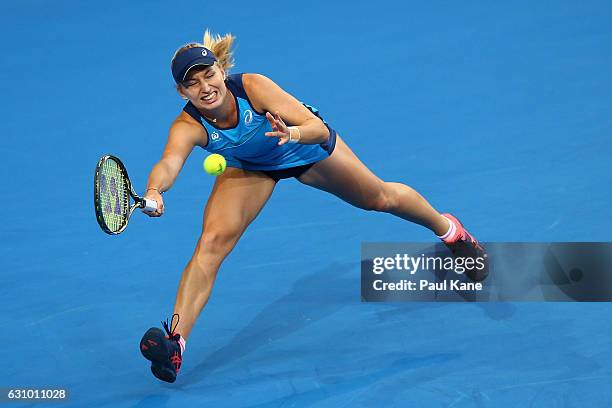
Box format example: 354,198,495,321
244,110,253,125
210,132,220,141
201,49,208,57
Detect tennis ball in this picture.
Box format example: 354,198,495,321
203,154,227,176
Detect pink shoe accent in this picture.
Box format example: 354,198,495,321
440,213,465,244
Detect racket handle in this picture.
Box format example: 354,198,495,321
143,198,158,212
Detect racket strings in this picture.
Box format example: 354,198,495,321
98,159,130,232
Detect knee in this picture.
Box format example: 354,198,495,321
360,183,396,213
197,226,242,258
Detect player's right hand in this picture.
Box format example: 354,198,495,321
143,189,165,217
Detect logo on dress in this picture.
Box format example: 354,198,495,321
244,110,253,125
210,131,220,142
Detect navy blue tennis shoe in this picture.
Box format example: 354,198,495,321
140,314,183,383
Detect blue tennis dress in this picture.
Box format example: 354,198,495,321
183,73,336,171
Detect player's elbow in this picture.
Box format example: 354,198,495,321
314,119,330,144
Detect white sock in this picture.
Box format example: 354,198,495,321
178,336,186,354
437,216,456,242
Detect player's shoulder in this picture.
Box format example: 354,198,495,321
240,73,280,113
169,112,207,144
172,111,203,132
241,73,275,91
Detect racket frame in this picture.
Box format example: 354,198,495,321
94,154,154,235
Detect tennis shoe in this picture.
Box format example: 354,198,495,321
140,314,182,383
441,213,489,282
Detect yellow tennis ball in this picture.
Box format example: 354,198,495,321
203,154,227,176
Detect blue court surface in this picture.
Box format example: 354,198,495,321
2,0,611,406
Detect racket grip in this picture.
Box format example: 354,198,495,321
143,198,158,212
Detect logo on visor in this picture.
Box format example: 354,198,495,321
244,110,253,125
202,49,208,57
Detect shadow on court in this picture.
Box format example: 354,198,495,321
182,262,357,384
165,262,464,407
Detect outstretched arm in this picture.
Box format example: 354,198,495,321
144,116,204,216
242,73,330,145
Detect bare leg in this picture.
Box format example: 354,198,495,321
298,135,449,235
173,168,276,340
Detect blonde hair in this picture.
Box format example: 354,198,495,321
171,30,236,74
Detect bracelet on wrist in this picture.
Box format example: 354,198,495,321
288,126,301,144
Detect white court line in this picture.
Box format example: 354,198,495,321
24,305,92,327
241,259,310,270
250,221,343,233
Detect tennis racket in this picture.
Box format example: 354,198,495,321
94,155,158,235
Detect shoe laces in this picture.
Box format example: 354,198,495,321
162,313,181,342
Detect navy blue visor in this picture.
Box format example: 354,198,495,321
171,46,217,83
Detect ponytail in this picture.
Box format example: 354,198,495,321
203,30,235,72
171,30,236,74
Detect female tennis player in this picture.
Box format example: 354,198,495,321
138,31,487,383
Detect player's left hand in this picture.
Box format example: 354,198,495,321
265,111,291,145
